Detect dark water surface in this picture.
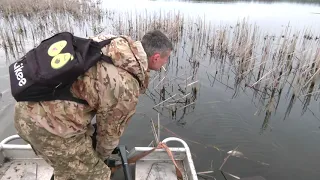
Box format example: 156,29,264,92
1,0,320,179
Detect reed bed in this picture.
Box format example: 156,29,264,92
1,6,317,173
0,5,319,126
0,0,99,18
0,0,104,61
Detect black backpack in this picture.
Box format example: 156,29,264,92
9,32,117,104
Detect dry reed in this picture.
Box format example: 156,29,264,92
0,0,98,18
0,5,319,124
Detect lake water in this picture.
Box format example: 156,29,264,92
1,0,320,179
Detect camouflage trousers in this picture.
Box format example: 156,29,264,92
14,112,111,180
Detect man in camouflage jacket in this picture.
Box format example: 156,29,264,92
13,30,173,180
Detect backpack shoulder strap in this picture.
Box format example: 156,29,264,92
98,37,117,47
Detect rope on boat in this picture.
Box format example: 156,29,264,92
111,142,183,180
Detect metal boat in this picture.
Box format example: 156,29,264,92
0,135,198,180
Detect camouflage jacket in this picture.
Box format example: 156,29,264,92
15,34,150,159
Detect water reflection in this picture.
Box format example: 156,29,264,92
141,14,320,132
1,3,320,131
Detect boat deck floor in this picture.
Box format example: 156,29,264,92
135,160,185,180
0,159,53,180
0,159,185,180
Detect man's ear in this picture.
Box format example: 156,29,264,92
152,53,161,62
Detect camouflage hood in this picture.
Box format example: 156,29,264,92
90,34,149,93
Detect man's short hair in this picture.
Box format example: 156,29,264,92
141,30,173,58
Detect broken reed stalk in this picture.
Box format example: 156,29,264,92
301,55,320,88
178,102,196,110
186,80,199,87
153,76,166,89
147,140,154,147
174,93,191,102
150,118,159,144
197,173,216,180
222,172,240,179
219,146,239,170
249,64,284,87
158,113,160,143
197,171,214,175
153,94,177,108
149,73,160,85
163,103,176,107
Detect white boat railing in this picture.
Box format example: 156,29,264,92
0,135,32,150
0,135,41,161
162,137,198,180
